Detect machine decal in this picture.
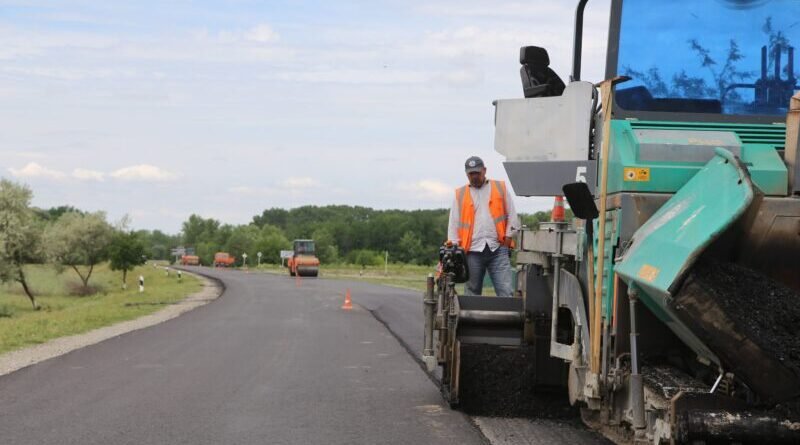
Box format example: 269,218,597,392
637,263,659,282
623,167,650,182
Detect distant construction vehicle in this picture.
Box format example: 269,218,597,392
213,252,235,268
286,239,319,277
180,255,200,266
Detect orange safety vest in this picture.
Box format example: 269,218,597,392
455,180,513,250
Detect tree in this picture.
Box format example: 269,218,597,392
397,231,425,264
195,241,219,266
0,179,42,308
346,249,383,267
108,231,146,289
763,16,793,77
224,225,261,265
32,205,85,222
256,224,291,264
45,212,114,290
182,214,220,246
311,227,339,263
687,38,751,105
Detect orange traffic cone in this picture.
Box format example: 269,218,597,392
341,289,353,310
551,195,565,222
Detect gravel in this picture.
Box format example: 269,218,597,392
457,343,578,419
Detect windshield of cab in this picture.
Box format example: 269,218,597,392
615,0,800,117
295,241,315,254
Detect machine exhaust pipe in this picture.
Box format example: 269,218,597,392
571,0,589,81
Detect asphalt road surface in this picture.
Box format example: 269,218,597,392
0,268,607,445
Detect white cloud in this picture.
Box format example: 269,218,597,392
2,66,138,81
110,164,178,182
281,177,320,189
229,185,255,194
246,24,279,43
0,150,46,159
228,185,282,196
214,23,280,45
0,24,117,60
8,162,66,180
417,26,531,58
416,1,579,19
72,168,105,181
434,68,483,86
271,69,429,85
228,177,321,196
397,179,453,199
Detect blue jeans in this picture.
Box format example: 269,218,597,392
465,245,514,297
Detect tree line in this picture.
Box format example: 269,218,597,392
182,205,563,267
1,177,564,308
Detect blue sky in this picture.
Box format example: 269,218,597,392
1,0,611,232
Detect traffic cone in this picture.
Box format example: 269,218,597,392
551,195,565,222
341,289,353,310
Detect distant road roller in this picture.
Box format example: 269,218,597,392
287,239,320,277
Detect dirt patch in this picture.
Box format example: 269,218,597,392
67,282,104,296
457,344,577,419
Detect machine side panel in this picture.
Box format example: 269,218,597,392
504,160,597,196
615,150,754,299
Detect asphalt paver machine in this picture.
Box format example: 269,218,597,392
423,0,800,443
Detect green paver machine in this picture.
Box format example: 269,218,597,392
424,0,800,443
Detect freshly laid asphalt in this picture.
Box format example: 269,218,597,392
0,268,485,445
0,267,608,445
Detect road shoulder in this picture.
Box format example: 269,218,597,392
0,271,222,377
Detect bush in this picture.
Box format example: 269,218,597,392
0,304,14,318
345,249,384,267
67,282,103,296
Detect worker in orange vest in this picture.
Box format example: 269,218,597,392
448,156,520,297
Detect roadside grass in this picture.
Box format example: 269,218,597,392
0,263,202,355
253,263,497,295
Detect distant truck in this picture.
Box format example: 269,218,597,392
181,255,200,266
214,252,236,267
286,239,319,277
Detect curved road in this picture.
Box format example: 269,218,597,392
0,268,607,445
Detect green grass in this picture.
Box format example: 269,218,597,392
0,262,202,355
252,262,496,295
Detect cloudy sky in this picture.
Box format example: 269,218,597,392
1,0,611,232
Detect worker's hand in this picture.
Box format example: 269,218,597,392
502,236,514,248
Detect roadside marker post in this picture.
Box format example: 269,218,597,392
257,251,262,268
242,253,248,273
138,275,144,293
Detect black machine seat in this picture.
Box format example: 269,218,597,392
520,46,565,98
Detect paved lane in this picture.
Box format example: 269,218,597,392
311,272,610,445
0,269,486,445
